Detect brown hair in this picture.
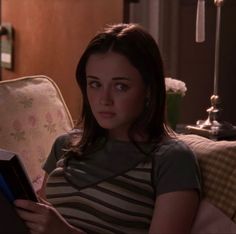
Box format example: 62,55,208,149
74,23,169,153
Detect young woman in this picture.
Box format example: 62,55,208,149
14,23,201,234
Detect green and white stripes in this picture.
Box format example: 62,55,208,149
46,162,154,234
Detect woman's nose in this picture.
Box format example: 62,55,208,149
99,89,113,105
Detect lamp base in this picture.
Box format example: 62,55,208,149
186,121,236,140
186,94,236,140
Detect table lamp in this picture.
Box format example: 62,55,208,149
186,0,236,140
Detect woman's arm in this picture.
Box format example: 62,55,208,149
149,190,199,234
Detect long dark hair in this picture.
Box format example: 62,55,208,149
74,23,170,153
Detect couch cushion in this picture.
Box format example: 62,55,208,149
0,75,74,187
178,134,236,222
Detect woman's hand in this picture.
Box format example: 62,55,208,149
14,198,85,234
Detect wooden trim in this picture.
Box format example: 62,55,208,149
123,0,140,23
123,0,129,23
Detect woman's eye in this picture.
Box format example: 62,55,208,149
115,83,129,92
87,81,101,89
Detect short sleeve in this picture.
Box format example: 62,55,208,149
42,132,71,174
152,139,201,197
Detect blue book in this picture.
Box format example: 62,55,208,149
0,173,15,202
0,149,38,202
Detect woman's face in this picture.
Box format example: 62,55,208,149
85,51,147,140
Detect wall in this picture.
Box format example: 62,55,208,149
1,0,123,120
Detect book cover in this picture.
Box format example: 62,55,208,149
0,190,30,234
0,173,15,202
0,149,38,202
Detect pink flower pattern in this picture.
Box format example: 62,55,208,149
28,115,37,127
45,112,53,123
44,112,56,133
36,145,46,163
13,120,22,131
10,120,26,141
21,149,30,160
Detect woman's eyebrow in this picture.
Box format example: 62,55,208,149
86,75,99,79
112,77,131,81
86,76,131,81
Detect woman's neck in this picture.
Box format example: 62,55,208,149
108,131,149,143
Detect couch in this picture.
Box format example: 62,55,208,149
0,75,236,233
0,75,74,191
178,134,236,233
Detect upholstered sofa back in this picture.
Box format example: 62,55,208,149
179,134,236,233
0,75,74,189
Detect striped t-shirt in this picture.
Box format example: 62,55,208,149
44,136,201,234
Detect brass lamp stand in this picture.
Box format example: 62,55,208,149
186,0,236,140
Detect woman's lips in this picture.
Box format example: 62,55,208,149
98,111,116,118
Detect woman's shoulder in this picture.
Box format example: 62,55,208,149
54,128,82,147
153,137,197,162
152,137,201,196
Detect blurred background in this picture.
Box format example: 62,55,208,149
1,0,235,126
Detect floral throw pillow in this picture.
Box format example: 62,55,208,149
0,75,74,188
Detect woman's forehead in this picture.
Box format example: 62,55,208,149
85,52,142,80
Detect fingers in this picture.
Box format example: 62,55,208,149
14,199,36,210
13,199,69,234
15,206,40,222
26,222,46,234
15,208,43,233
14,199,54,224
14,199,50,213
14,200,52,233
37,196,52,206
